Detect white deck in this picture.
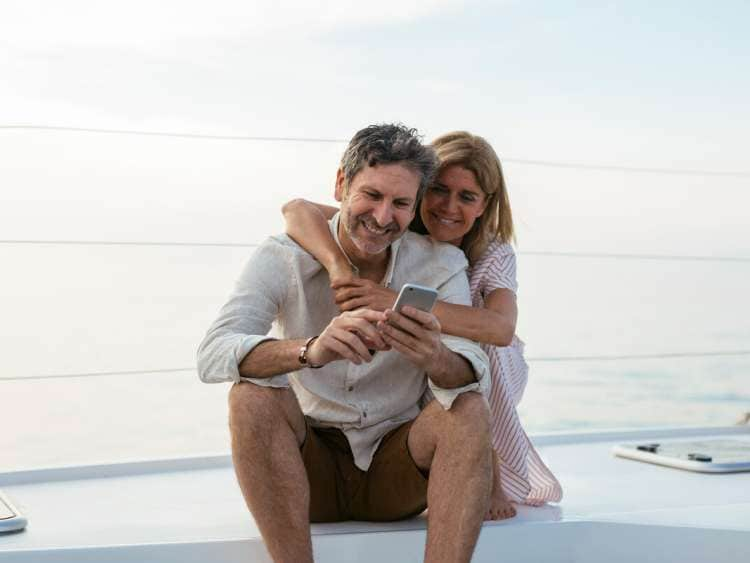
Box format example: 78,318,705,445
1,426,749,562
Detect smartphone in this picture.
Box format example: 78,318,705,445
0,490,27,533
392,283,438,314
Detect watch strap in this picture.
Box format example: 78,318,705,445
298,335,323,369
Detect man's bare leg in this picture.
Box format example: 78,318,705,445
228,383,311,563
408,392,492,563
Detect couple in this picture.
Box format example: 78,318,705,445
197,124,561,562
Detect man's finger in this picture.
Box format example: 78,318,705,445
317,334,360,364
345,308,387,323
346,317,388,349
339,298,368,312
384,309,427,339
334,328,373,362
378,319,421,351
400,306,441,332
381,330,418,362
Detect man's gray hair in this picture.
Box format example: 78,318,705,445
340,124,438,201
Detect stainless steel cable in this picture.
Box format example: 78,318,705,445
2,124,749,178
3,350,750,382
1,240,748,263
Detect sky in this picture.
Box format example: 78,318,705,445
1,0,749,254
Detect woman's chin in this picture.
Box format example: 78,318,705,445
425,224,465,246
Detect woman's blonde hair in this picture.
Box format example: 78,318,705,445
427,131,515,264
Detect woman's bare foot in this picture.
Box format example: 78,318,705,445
485,454,517,520
486,482,517,520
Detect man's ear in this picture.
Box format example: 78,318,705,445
334,169,346,202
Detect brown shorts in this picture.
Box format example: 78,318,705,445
301,419,428,522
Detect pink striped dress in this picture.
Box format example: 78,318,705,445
468,240,562,505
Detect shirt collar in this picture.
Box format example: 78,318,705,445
330,212,402,287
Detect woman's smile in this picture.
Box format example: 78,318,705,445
420,165,487,246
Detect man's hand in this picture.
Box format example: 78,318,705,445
307,309,388,366
377,306,444,372
331,279,397,313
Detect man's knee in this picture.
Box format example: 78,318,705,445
228,383,304,443
445,392,491,443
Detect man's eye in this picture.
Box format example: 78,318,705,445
394,201,411,208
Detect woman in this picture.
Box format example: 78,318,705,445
282,131,562,519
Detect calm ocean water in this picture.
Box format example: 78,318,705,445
2,243,748,470
1,131,749,469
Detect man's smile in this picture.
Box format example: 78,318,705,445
359,217,395,236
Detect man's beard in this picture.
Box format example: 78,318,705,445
344,213,401,255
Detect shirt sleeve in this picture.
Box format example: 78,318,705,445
427,266,491,408
481,243,519,295
196,240,291,387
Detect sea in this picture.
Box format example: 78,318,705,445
1,132,749,470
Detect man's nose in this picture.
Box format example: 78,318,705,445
372,202,393,227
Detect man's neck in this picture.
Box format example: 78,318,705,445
337,224,390,283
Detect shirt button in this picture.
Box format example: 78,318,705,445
362,412,367,419
348,386,354,392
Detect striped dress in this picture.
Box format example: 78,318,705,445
468,240,562,505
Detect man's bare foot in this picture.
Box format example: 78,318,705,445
485,480,517,520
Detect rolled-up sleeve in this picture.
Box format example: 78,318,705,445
428,335,490,409
426,262,491,409
197,241,290,386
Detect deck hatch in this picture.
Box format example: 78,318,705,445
614,438,750,473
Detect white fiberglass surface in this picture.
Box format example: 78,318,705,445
2,431,750,562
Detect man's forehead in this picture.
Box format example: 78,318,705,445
350,163,420,195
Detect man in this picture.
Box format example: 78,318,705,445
197,124,492,563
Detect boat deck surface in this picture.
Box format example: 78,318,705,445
1,426,749,562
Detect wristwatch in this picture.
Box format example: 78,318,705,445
298,336,324,369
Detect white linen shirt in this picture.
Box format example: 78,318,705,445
197,214,490,470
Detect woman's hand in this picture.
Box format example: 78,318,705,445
328,260,357,289
332,279,397,312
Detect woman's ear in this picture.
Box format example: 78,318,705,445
334,169,346,202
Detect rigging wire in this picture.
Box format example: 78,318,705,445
3,350,750,382
0,125,346,144
0,368,193,382
0,239,748,263
0,239,256,248
527,350,750,362
2,124,750,178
